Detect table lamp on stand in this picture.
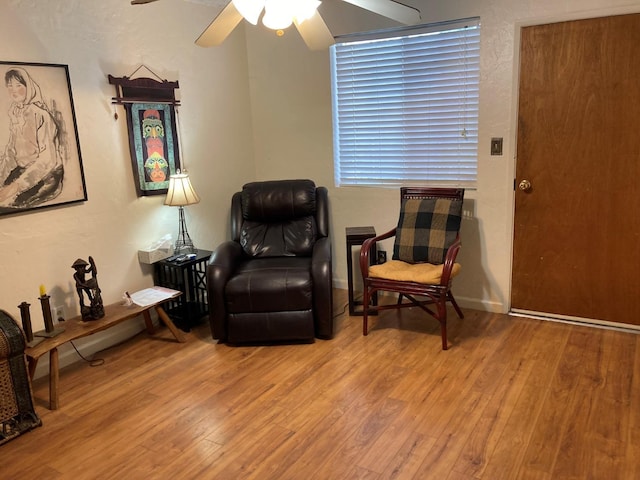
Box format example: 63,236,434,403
164,169,200,254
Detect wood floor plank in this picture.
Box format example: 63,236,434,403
561,330,636,479
2,289,639,479
451,318,541,478
380,431,438,479
624,335,640,480
480,320,572,480
312,396,408,478
519,327,606,477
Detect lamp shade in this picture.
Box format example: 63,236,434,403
262,0,320,30
262,0,293,30
164,171,200,207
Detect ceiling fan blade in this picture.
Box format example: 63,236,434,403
195,1,244,47
340,0,420,24
131,0,160,5
294,11,335,51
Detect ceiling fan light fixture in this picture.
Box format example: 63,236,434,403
262,0,294,30
232,0,265,25
194,0,418,50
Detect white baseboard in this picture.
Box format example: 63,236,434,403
510,309,640,335
455,295,506,313
333,278,348,290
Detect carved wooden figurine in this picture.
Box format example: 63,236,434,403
72,256,104,320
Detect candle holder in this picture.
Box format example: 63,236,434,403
18,301,44,348
33,295,65,338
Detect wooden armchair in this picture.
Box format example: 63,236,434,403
359,187,465,350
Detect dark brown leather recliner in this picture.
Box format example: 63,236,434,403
207,179,333,344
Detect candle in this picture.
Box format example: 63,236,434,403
40,295,54,333
18,301,33,342
39,284,46,297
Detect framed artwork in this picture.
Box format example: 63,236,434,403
0,61,87,217
108,72,181,197
124,102,180,196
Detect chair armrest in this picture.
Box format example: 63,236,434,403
311,236,333,339
207,241,244,341
359,227,397,279
440,235,461,286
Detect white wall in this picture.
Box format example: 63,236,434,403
246,0,640,313
1,0,639,372
0,0,255,369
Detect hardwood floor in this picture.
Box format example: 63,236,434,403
3,290,640,479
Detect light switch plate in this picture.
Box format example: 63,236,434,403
491,137,503,155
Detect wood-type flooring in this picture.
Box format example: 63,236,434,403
2,290,639,479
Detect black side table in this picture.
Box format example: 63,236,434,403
346,227,378,316
153,249,212,331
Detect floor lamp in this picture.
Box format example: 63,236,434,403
164,169,200,254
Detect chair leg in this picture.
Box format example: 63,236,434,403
362,286,370,336
448,291,464,319
437,298,448,350
440,321,448,350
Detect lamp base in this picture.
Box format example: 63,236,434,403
174,243,197,255
175,206,196,254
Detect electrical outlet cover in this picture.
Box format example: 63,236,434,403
53,306,65,321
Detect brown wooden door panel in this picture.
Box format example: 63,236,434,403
512,14,640,325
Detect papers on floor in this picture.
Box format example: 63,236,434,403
129,286,180,307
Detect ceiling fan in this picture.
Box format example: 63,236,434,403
131,0,421,51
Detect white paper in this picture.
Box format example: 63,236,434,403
130,286,180,307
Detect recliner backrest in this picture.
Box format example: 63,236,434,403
237,179,319,258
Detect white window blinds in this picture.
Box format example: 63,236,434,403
331,18,480,187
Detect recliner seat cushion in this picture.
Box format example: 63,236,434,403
225,257,313,313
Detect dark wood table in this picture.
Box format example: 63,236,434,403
346,226,378,315
153,249,212,331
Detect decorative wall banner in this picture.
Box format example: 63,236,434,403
108,71,181,197
125,102,180,196
0,61,87,217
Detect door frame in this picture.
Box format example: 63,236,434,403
506,6,640,331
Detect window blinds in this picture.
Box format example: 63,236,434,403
331,18,480,187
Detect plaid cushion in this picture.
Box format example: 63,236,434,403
392,197,463,264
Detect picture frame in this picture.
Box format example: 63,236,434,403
123,102,180,196
0,61,87,217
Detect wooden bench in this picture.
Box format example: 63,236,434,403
25,293,186,410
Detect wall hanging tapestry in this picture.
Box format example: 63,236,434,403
109,68,181,197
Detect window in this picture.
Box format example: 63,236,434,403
330,18,480,187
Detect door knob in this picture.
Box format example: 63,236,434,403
518,179,532,191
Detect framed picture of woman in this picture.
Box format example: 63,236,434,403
0,61,87,217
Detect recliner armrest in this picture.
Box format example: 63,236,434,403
311,236,333,339
207,241,244,340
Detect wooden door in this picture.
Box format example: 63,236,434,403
512,14,640,326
